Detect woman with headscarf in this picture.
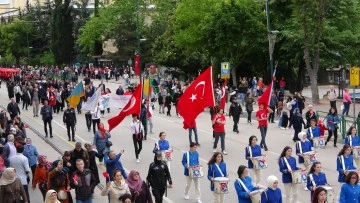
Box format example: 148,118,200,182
126,170,152,203
101,169,131,203
44,189,61,203
93,122,111,164
0,168,28,203
260,175,282,203
48,160,71,203
33,154,53,200
296,132,313,171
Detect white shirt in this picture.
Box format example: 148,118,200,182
91,106,101,120
7,142,17,160
130,120,143,134
10,153,30,185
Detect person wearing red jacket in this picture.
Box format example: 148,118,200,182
212,108,227,155
317,120,328,136
184,120,200,146
48,87,57,113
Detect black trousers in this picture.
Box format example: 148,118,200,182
66,123,75,140
330,101,337,111
327,129,338,146
85,113,92,130
268,106,276,122
141,119,147,137
233,115,240,131
152,187,166,203
23,184,31,203
166,105,171,116
132,134,142,159
247,110,252,122
92,119,100,134
43,120,52,137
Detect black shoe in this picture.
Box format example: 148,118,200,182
68,139,71,141
88,129,90,132
265,147,269,151
72,138,76,142
45,135,48,138
33,115,36,117
50,135,53,138
236,130,239,134
325,141,328,146
334,145,338,148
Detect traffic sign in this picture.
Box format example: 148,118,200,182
221,62,230,79
350,67,360,86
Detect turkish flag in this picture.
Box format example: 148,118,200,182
134,54,141,76
108,84,142,131
178,67,215,126
219,80,227,109
257,71,276,109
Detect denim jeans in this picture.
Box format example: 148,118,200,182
189,127,199,144
342,102,350,115
239,93,246,106
259,126,267,148
76,198,92,203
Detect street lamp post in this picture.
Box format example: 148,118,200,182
265,0,278,76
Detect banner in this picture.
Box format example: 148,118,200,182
109,95,132,109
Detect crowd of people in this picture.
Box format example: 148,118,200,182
0,66,360,203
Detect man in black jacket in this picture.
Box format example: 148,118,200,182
40,100,53,138
147,151,172,203
63,105,77,142
70,159,96,202
229,99,242,133
7,98,20,119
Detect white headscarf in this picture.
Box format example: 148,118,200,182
298,132,307,141
44,189,61,203
267,175,278,190
0,168,16,185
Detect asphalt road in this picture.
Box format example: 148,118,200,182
2,77,347,203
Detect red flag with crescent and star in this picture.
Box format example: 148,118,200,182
108,84,142,131
257,69,276,109
178,67,215,126
219,80,227,109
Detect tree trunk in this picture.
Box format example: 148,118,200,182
308,69,320,104
231,65,237,88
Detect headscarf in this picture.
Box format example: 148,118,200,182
38,155,53,169
267,175,278,190
0,168,16,185
126,170,143,194
298,132,306,142
98,122,106,139
44,189,61,203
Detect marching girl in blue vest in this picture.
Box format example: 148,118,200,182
260,175,282,203
345,126,360,167
278,146,301,203
307,119,321,148
234,165,261,203
245,135,264,185
153,132,171,170
306,162,328,200
207,152,228,203
296,132,313,171
339,171,360,202
337,145,357,183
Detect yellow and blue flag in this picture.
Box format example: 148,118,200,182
67,81,84,108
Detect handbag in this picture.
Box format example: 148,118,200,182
57,190,67,200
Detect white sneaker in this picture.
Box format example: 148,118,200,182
281,127,285,130
197,200,202,203
136,159,140,163
222,150,228,155
184,195,190,200
213,148,217,153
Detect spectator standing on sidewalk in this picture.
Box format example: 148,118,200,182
10,145,31,203
342,88,352,116
7,97,20,120
23,138,39,178
328,85,337,111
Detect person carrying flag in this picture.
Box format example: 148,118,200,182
256,102,273,151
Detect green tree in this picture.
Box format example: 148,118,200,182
51,0,74,65
0,22,33,65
